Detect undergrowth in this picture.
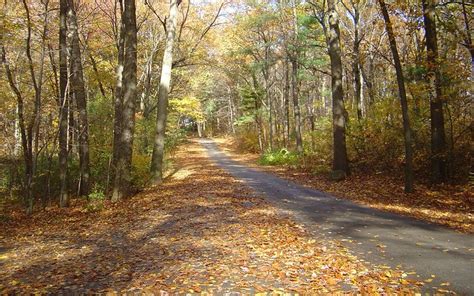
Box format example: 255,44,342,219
258,149,300,166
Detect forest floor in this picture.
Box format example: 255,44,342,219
0,141,420,294
213,138,473,233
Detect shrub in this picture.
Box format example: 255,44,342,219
234,129,261,153
84,187,106,212
259,149,299,166
131,153,151,189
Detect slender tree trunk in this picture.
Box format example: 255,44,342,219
228,87,235,134
308,92,316,151
150,0,180,184
68,0,90,196
360,71,366,116
291,1,303,153
461,0,474,78
89,52,106,98
284,57,290,147
59,0,69,207
112,0,137,201
34,0,49,210
264,72,273,151
291,58,303,153
327,0,349,175
321,77,328,115
23,0,48,213
378,0,414,192
255,100,264,153
360,65,375,106
251,73,264,152
2,47,32,212
197,122,203,137
423,0,447,183
352,9,362,120
112,0,125,183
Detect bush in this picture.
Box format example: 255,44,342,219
234,129,261,153
84,187,106,212
131,153,151,189
259,149,299,166
165,128,187,154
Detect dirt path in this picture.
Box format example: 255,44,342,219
200,138,474,294
1,141,417,293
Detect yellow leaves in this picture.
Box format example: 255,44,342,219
326,277,338,285
271,261,281,270
169,96,204,121
399,279,409,285
424,275,436,283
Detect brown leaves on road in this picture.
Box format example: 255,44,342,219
1,141,419,294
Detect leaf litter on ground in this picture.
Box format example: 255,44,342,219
0,140,425,294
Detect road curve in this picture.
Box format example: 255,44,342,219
199,138,474,294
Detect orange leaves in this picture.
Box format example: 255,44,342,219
0,140,420,294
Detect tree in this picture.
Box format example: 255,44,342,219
112,0,125,192
341,0,364,120
68,0,91,196
112,0,137,201
378,0,414,193
59,0,69,207
422,0,447,183
327,0,349,175
150,0,181,184
291,0,304,153
2,0,49,213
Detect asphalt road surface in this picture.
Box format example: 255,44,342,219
200,138,474,294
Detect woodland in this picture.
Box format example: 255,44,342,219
0,0,473,293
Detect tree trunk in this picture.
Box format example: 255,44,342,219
264,72,273,151
352,9,362,120
291,1,303,153
34,0,49,211
112,0,125,186
378,0,414,193
423,0,447,183
361,65,375,106
291,58,303,153
141,41,159,117
23,0,48,213
112,0,137,201
150,0,180,184
88,51,106,98
308,92,316,151
68,0,90,196
5,0,50,211
284,57,291,147
228,87,235,134
327,0,349,175
197,122,203,137
2,48,33,212
59,0,69,207
461,0,474,78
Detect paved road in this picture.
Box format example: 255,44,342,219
200,139,474,294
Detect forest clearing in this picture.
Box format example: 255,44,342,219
1,0,473,294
